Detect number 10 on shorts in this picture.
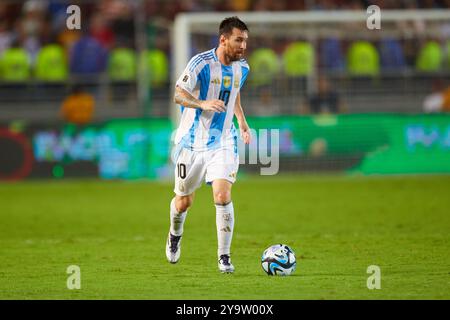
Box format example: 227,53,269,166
177,163,187,179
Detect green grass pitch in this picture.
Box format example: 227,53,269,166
1,175,449,299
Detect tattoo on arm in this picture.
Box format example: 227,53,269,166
174,86,202,109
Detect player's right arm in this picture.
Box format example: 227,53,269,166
174,86,226,113
174,55,226,113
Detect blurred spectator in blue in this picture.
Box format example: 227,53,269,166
47,1,68,34
379,38,406,70
70,33,108,74
320,38,345,71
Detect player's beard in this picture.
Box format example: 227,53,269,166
228,50,243,62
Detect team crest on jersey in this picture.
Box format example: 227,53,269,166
234,79,240,88
223,76,231,88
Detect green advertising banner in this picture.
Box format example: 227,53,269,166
29,118,172,180
3,113,448,180
246,113,450,174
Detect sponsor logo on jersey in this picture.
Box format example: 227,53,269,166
182,75,189,82
211,78,221,85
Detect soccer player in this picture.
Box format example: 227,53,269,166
166,16,251,273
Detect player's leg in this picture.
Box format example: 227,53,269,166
166,148,205,264
166,193,194,264
206,147,239,273
169,193,194,236
212,179,236,273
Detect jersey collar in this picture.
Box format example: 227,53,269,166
212,47,219,62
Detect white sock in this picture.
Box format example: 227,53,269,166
170,198,187,236
215,202,234,257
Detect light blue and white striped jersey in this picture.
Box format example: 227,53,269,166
175,48,250,152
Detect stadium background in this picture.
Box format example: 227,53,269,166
0,0,449,180
0,0,449,300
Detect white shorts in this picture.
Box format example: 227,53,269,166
173,146,239,196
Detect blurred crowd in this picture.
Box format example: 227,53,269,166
0,0,137,68
0,0,449,119
0,0,450,73
1,0,449,62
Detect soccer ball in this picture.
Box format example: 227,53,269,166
261,244,296,276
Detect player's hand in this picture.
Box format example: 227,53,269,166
239,122,251,144
200,99,226,113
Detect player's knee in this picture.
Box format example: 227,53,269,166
175,196,193,212
213,191,231,205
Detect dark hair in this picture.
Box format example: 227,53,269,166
219,16,248,37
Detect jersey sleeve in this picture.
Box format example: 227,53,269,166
176,55,205,93
240,59,250,89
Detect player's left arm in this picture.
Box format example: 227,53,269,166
234,92,251,144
